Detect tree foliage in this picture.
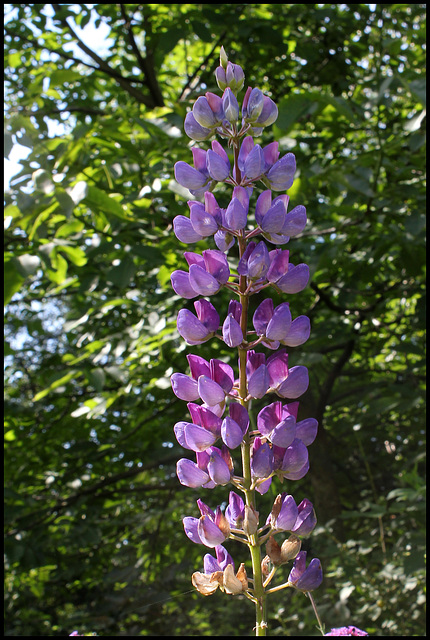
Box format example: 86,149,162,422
4,4,426,636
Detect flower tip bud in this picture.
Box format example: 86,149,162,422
220,46,228,69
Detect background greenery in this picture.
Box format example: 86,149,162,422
4,3,426,636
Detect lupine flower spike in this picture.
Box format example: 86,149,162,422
169,47,367,638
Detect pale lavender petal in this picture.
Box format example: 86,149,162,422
189,264,221,296
198,375,225,406
171,373,199,401
177,460,210,488
177,308,210,344
222,314,243,347
173,215,204,243
175,160,207,189
171,270,197,299
190,203,219,236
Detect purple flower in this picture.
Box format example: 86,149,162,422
176,458,211,488
171,249,230,299
270,493,299,531
291,498,317,536
223,186,249,231
237,240,270,280
203,544,235,573
206,140,231,182
221,402,249,448
183,499,231,548
266,349,309,399
215,60,245,93
267,248,310,294
265,152,296,191
225,490,245,528
253,299,293,347
177,299,220,345
251,437,274,479
184,111,212,141
257,400,296,448
287,550,323,592
171,355,234,407
192,95,223,129
222,300,244,348
242,87,278,129
324,627,368,636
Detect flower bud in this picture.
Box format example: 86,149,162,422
222,88,239,123
266,535,282,565
280,534,302,562
243,505,259,536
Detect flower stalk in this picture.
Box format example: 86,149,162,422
170,46,329,636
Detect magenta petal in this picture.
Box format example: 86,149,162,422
283,459,309,481
203,249,230,284
187,354,210,380
194,299,220,333
267,350,289,388
277,365,309,398
177,460,210,488
198,375,225,406
210,360,234,393
229,403,249,433
171,270,197,299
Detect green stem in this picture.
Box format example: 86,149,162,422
236,229,267,636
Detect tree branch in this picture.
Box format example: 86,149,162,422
50,3,156,107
